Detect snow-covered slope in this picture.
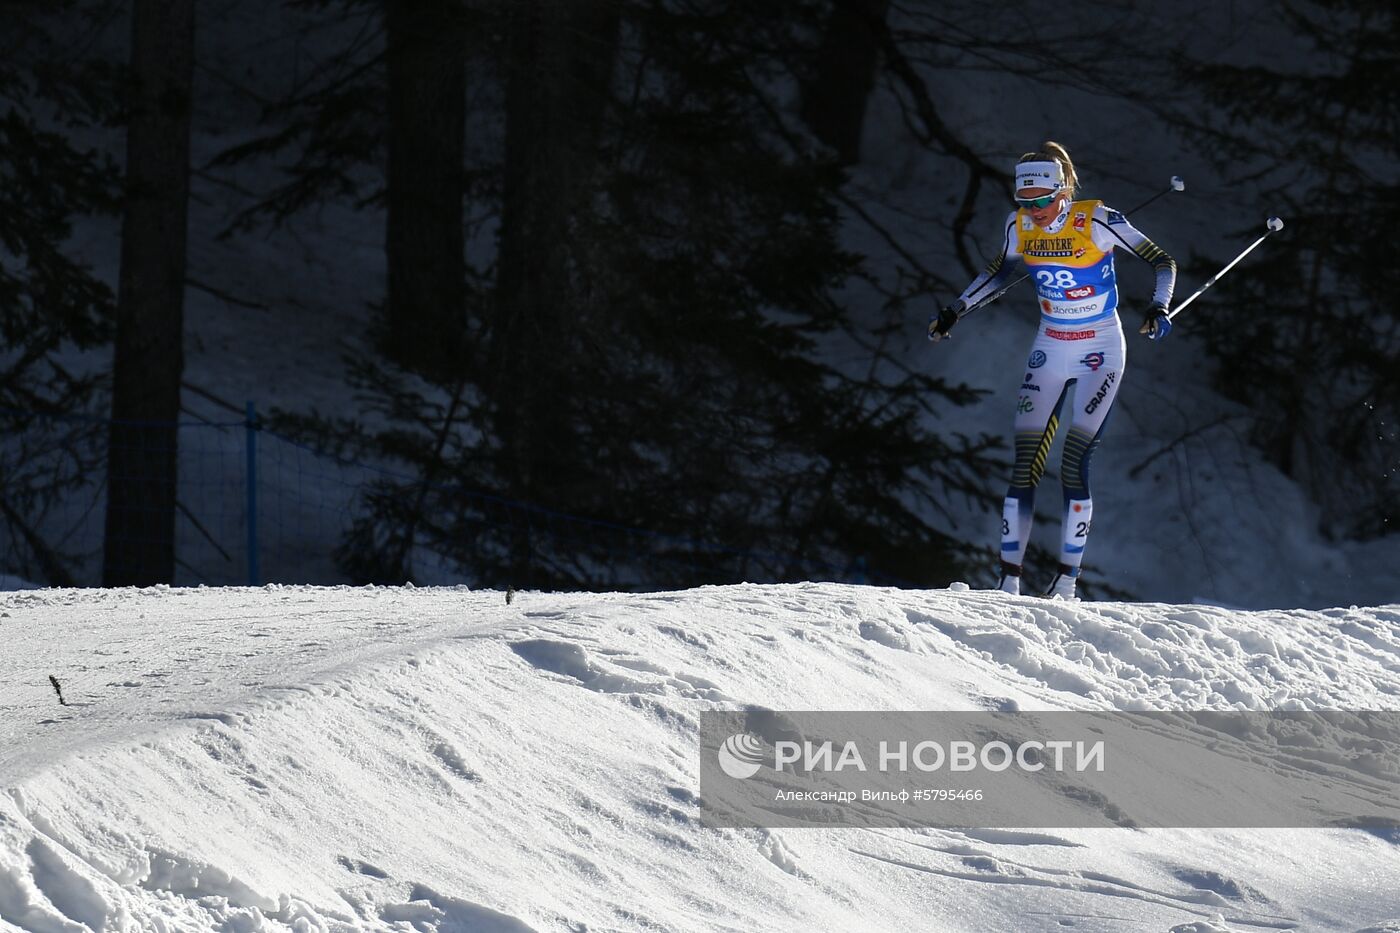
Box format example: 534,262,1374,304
3,584,1399,931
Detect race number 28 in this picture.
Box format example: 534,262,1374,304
1035,270,1078,288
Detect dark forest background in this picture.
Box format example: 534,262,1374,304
0,0,1395,592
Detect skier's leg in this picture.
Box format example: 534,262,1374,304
1048,333,1126,597
1000,357,1072,592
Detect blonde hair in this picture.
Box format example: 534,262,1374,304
1019,141,1078,197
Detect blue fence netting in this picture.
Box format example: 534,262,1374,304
0,388,897,590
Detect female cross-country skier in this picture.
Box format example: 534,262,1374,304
929,141,1177,599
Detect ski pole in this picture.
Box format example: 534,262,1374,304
1124,173,1187,216
958,175,1186,318
1166,216,1284,321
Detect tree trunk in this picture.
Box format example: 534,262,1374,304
384,0,467,379
801,0,890,165
102,0,194,586
493,0,619,581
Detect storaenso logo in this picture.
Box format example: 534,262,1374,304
1050,301,1100,314
1084,371,1118,414
718,733,765,779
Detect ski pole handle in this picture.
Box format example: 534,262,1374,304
1166,217,1284,321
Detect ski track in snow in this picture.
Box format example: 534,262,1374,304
1,583,1399,931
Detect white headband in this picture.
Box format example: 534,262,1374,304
1016,160,1063,193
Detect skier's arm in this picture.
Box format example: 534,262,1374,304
930,213,1020,341
1092,205,1176,309
956,213,1022,313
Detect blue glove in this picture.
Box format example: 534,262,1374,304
1139,303,1172,340
928,302,963,342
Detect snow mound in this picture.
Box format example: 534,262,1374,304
2,583,1398,930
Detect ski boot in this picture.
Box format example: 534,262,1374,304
1043,563,1079,600
996,560,1022,596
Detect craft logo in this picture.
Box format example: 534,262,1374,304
1046,329,1095,341
1084,371,1118,413
718,733,766,779
1027,351,1047,369
1080,351,1107,372
1073,211,1087,231
1066,285,1096,299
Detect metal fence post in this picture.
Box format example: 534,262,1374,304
245,400,259,586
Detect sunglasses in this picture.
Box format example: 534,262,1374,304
1015,192,1060,210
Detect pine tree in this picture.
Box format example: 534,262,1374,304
384,0,468,378
1169,0,1400,538
279,1,1003,590
800,0,890,165
103,0,196,585
0,3,120,585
